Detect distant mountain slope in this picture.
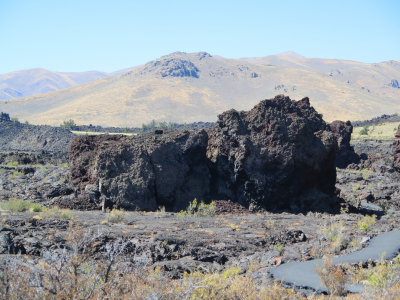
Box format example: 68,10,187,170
0,67,137,100
1,52,399,127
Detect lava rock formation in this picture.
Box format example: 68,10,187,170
393,124,400,171
70,131,210,211
206,95,339,212
69,95,341,212
329,120,359,168
0,113,74,154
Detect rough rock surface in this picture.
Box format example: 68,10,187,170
0,114,74,154
206,95,339,212
393,124,400,171
352,113,400,127
1,209,399,283
69,131,210,211
140,55,200,78
70,96,340,212
329,120,359,168
0,152,73,205
337,139,400,210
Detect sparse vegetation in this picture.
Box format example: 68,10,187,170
177,198,216,218
6,161,19,167
0,223,305,299
0,199,45,212
271,242,284,255
353,122,400,140
106,209,127,223
351,255,400,290
315,256,347,296
40,206,73,220
60,119,77,129
358,214,376,233
359,125,369,135
321,220,348,254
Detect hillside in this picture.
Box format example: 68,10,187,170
1,52,400,127
0,68,110,100
0,67,138,101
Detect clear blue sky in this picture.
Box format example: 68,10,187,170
1,0,399,74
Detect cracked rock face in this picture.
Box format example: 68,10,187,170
329,120,359,168
69,131,210,211
141,57,200,78
206,95,339,212
393,124,400,171
69,96,340,212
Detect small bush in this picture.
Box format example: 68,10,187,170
6,161,19,167
358,214,376,233
177,198,216,217
60,119,77,129
196,200,216,217
29,203,46,213
107,209,126,223
359,125,369,135
319,220,349,255
1,200,45,212
351,255,400,293
12,170,24,177
271,242,284,255
316,256,347,296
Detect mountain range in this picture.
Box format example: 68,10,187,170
1,51,399,127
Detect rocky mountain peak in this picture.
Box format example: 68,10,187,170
141,56,200,78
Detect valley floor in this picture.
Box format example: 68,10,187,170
1,137,400,298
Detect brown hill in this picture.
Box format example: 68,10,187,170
0,67,138,101
1,52,399,127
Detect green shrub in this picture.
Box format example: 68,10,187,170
60,119,77,129
6,161,19,167
196,201,217,217
358,215,376,233
12,170,24,177
359,125,369,135
177,198,216,217
1,200,45,212
351,256,400,289
271,242,284,255
106,209,126,223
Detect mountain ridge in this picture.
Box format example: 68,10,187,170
0,67,137,101
1,51,400,127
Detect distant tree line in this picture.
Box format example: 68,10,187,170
141,120,177,132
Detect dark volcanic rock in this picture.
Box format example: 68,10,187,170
352,114,400,127
69,131,210,211
393,124,400,171
0,112,10,122
0,115,74,154
206,95,339,212
69,96,341,212
329,120,359,168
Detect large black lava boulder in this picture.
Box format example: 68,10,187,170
206,95,339,212
69,95,341,213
